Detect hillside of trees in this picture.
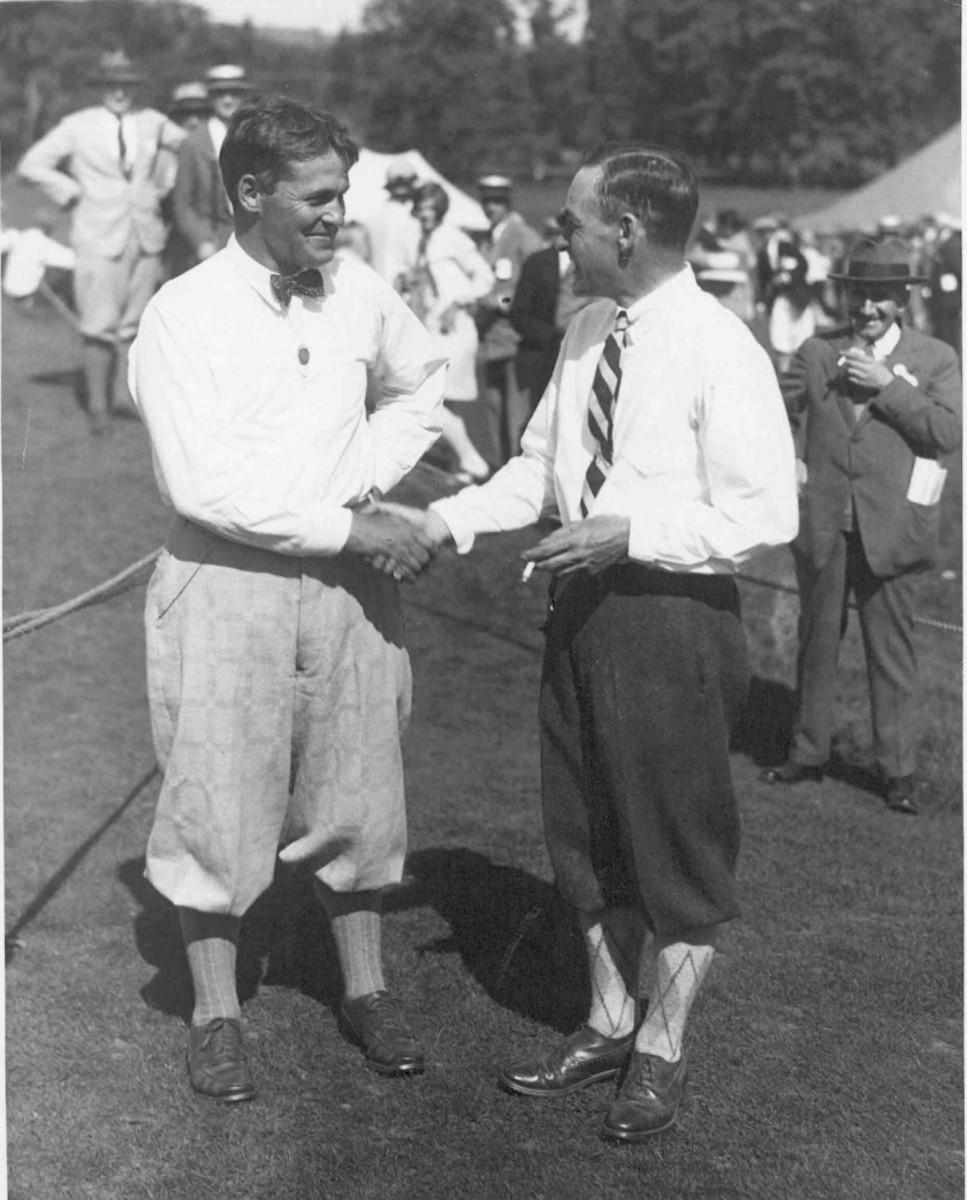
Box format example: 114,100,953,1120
0,0,959,187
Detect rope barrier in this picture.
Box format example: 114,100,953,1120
2,511,961,640
3,548,161,642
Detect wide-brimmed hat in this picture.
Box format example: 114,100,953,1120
204,64,256,94
169,81,211,116
88,49,143,87
828,236,928,285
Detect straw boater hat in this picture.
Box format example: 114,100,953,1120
204,64,257,94
828,235,928,285
477,174,513,199
88,49,144,86
168,82,210,117
384,157,417,187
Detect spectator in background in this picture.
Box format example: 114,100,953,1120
766,231,815,372
927,221,962,358
510,210,592,417
396,180,493,482
367,158,420,286
17,48,186,435
761,236,962,815
474,174,543,468
158,82,211,279
689,209,756,323
171,64,257,270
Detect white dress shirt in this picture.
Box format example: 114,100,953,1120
131,236,446,556
433,266,798,573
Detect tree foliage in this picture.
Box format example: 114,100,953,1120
0,0,959,187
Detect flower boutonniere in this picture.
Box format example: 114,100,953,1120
892,364,919,387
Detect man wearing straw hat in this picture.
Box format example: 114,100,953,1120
172,65,258,268
17,49,186,435
761,235,961,814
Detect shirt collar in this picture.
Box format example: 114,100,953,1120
869,322,901,360
621,265,695,330
224,235,331,312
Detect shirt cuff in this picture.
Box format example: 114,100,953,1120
429,497,477,554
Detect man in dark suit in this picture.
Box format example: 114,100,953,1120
171,64,256,269
761,236,961,813
473,175,543,467
510,215,591,416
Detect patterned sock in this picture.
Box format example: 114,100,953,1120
637,926,657,1013
314,883,386,1000
580,907,643,1039
634,939,715,1062
178,908,242,1026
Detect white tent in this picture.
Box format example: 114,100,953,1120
344,148,489,233
796,125,961,232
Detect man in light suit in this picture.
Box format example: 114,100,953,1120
761,236,961,814
171,64,257,271
474,175,543,467
17,49,186,434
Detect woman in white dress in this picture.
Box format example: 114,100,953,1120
396,181,494,482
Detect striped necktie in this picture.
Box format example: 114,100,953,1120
579,308,629,516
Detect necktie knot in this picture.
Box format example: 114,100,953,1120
614,309,629,340
270,268,326,309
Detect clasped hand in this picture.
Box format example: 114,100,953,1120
346,503,452,582
840,348,893,391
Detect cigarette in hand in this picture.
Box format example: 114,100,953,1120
521,562,536,583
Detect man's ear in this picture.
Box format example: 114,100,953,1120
236,174,262,217
617,211,640,268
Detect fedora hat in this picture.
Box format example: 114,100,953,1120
204,64,256,94
828,236,928,285
89,49,143,86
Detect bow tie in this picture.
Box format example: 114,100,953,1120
270,268,326,308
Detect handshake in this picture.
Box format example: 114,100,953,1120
345,500,452,583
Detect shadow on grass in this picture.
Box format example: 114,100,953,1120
387,846,587,1034
118,846,586,1034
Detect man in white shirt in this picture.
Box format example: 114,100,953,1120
385,145,798,1140
17,49,186,433
130,96,446,1103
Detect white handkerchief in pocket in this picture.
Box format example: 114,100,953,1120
906,457,947,505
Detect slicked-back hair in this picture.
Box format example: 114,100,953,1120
585,144,698,251
220,95,359,213
412,181,450,220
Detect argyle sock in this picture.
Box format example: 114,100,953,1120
314,882,386,1000
634,938,715,1063
637,925,657,1012
580,907,643,1040
179,908,242,1027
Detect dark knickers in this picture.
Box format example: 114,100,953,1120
539,564,750,936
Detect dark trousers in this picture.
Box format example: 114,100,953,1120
791,531,919,778
539,566,750,937
474,356,532,468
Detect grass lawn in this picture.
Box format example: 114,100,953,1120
3,256,962,1198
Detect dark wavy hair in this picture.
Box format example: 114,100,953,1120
412,180,450,220
585,144,698,251
220,95,359,212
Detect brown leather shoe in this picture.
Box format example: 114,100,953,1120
498,1025,634,1098
339,991,426,1076
602,1050,687,1140
759,760,824,785
187,1017,255,1102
